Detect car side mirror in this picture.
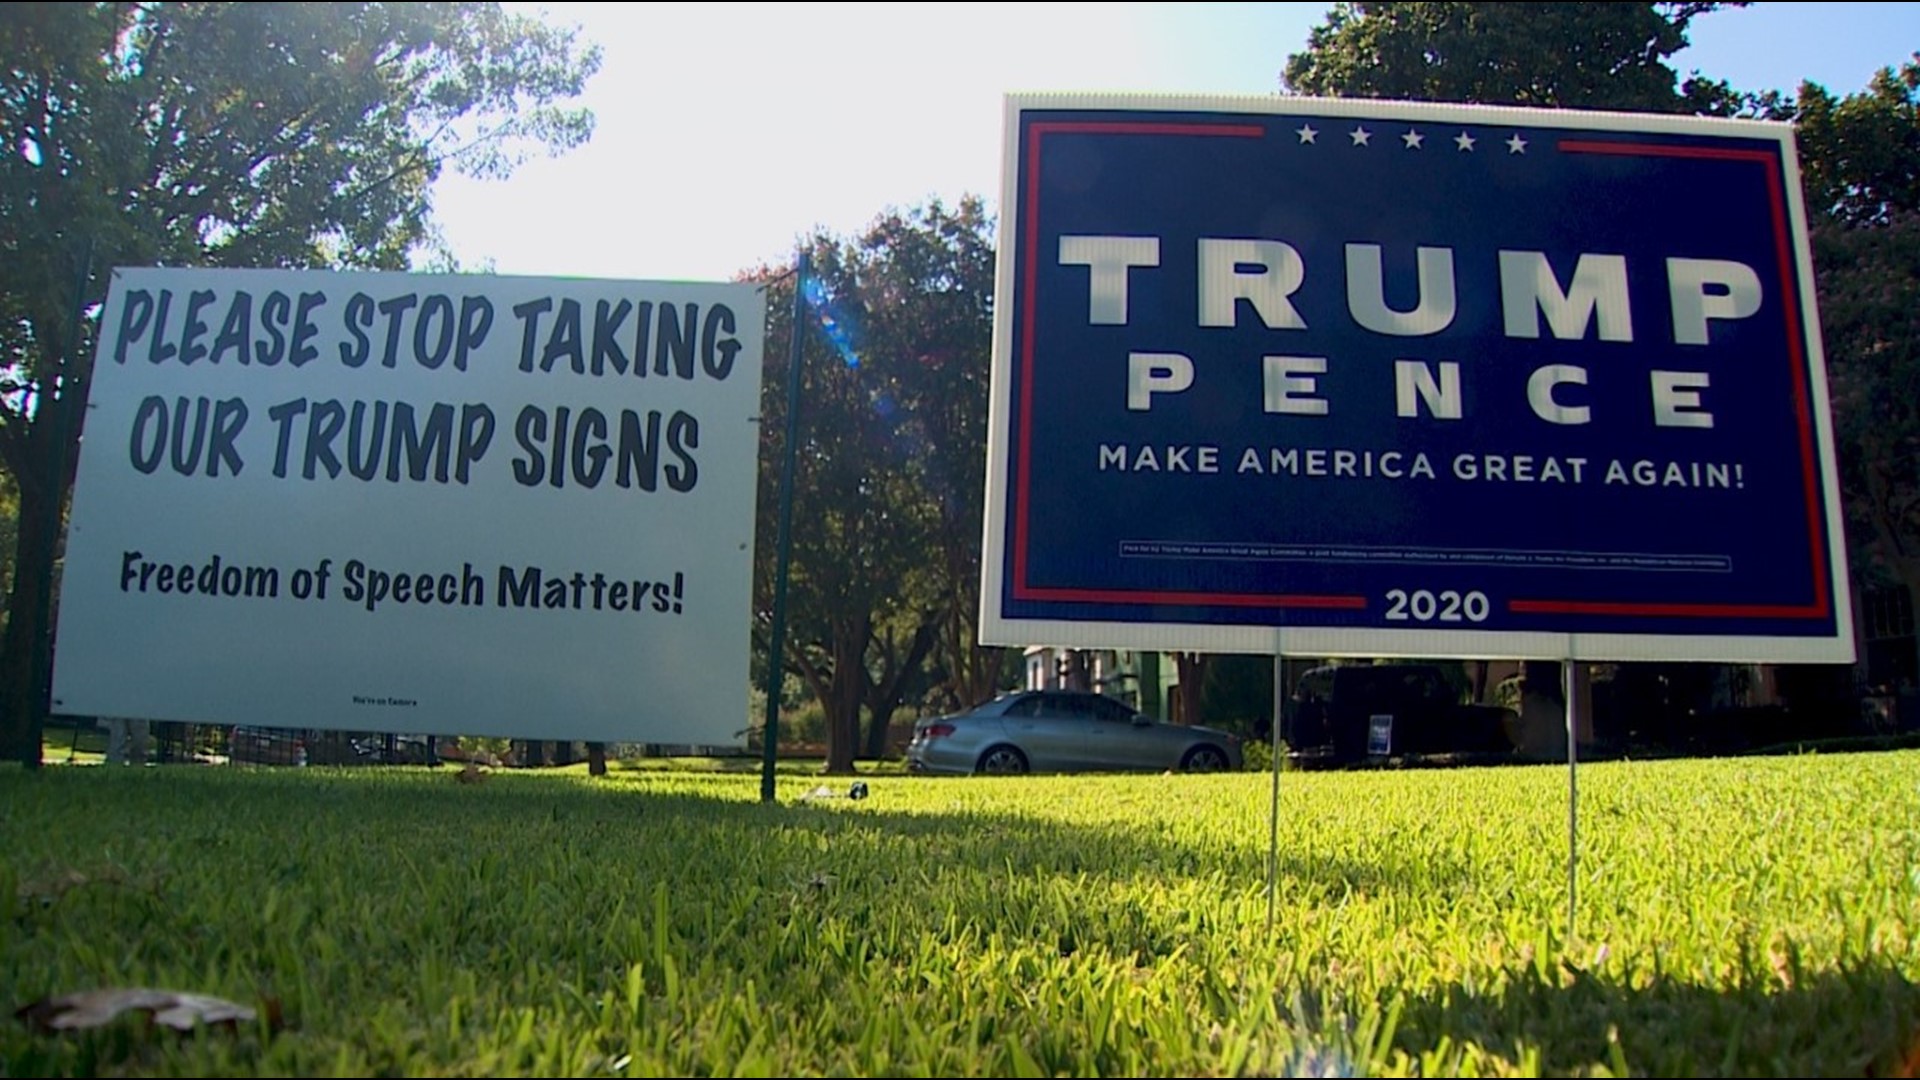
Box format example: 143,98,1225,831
1131,714,1153,726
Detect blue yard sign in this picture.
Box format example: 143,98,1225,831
979,95,1854,663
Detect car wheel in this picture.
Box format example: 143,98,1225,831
976,745,1029,775
1181,745,1230,772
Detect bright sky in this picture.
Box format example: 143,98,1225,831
430,2,1920,282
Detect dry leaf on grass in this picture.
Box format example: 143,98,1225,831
15,989,256,1033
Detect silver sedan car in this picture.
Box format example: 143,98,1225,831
907,690,1244,775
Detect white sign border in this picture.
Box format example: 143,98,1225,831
51,267,768,742
978,93,1856,664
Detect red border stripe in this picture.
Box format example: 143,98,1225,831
1008,126,1832,623
1511,599,1814,619
1511,139,1832,621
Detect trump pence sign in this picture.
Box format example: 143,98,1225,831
53,269,764,743
980,95,1853,663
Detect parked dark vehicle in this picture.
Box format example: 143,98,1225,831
1286,664,1517,763
908,690,1244,775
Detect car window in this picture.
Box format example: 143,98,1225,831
1039,693,1096,720
1001,695,1044,718
1092,696,1136,723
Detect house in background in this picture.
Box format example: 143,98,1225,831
1859,583,1918,692
1023,646,1173,721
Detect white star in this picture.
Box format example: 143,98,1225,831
1296,123,1318,144
1454,131,1476,152
1506,133,1528,154
1349,125,1372,146
1401,129,1425,149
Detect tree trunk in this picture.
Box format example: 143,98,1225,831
587,742,606,776
940,589,1010,710
824,680,862,774
0,272,88,769
821,615,869,775
0,478,57,766
1174,652,1211,726
863,702,894,759
1061,650,1091,691
861,621,936,760
952,641,1007,710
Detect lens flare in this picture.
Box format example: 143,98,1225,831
802,276,862,369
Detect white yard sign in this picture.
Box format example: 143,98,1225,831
52,268,765,745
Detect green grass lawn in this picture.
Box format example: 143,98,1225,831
2,752,1915,1076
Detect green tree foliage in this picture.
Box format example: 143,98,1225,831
1285,6,1920,715
1196,654,1275,738
1801,60,1920,600
1816,215,1920,596
0,472,17,638
0,2,600,763
1796,61,1920,228
751,198,1002,772
1282,2,1750,113
855,202,1008,716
